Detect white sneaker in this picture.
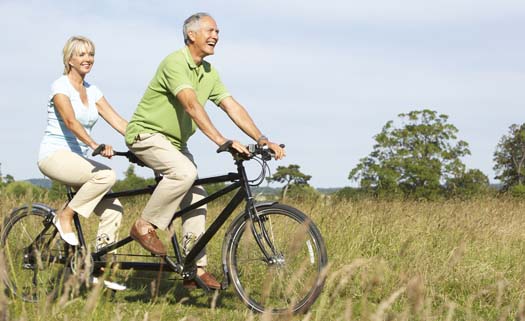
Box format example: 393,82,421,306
52,215,79,246
91,277,127,291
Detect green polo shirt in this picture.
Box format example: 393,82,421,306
125,46,231,149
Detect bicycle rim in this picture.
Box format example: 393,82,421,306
226,205,327,314
1,207,70,302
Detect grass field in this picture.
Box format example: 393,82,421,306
2,194,525,320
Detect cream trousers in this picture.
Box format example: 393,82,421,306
127,133,208,266
38,150,123,250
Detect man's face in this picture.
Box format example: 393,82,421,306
189,16,219,57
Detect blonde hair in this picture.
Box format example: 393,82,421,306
62,36,95,75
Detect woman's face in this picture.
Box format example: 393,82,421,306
68,44,95,76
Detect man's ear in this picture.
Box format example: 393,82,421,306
187,30,196,43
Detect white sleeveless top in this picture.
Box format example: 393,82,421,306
38,75,103,161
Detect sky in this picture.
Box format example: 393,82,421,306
1,0,524,188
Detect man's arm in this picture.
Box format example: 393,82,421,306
219,96,285,160
176,88,250,155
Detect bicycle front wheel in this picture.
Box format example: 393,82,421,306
1,204,71,302
224,204,328,314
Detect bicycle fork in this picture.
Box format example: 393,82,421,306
246,201,284,266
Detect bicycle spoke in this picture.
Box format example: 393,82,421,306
1,207,69,302
225,204,327,314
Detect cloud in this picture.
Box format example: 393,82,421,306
1,0,525,187
229,0,525,24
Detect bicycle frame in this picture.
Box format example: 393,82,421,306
2,143,327,312
68,156,277,284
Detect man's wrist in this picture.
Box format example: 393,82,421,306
257,135,268,145
217,137,229,146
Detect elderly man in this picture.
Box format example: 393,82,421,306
125,12,285,289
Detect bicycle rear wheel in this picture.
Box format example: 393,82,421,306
1,204,71,302
223,204,328,314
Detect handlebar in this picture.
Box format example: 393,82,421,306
92,144,146,167
216,140,285,161
92,141,284,165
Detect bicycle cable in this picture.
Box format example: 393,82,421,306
248,156,271,187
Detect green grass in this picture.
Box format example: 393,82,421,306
2,195,525,320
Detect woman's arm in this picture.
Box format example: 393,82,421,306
95,97,128,136
53,94,99,150
53,94,114,158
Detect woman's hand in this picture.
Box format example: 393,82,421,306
96,144,115,159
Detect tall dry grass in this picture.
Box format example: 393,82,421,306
2,194,525,320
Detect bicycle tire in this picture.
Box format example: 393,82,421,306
223,203,328,314
1,204,71,302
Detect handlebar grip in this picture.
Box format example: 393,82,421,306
216,140,233,153
92,144,106,156
92,146,146,167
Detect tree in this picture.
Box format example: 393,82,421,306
4,181,46,198
0,162,15,194
114,165,156,192
493,123,525,190
445,169,490,198
0,163,14,187
48,180,67,201
267,164,312,200
286,184,320,201
204,182,227,196
349,109,473,199
4,174,14,184
333,187,372,201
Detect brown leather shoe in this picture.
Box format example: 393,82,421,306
183,271,221,290
130,224,167,256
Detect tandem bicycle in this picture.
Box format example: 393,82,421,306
1,141,328,314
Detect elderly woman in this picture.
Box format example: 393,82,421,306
37,36,127,258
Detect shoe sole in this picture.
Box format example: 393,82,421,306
183,281,220,290
92,277,127,291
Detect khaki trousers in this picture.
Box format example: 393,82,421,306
127,133,208,266
38,150,123,250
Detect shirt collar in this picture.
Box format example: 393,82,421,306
183,46,198,70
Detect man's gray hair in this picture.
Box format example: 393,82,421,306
183,12,212,45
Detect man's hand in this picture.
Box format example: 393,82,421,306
267,142,286,160
229,140,251,156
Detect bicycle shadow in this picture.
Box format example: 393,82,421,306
115,270,239,310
